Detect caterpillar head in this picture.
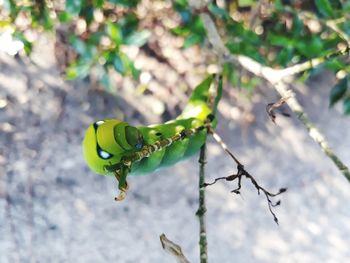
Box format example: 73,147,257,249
83,119,144,175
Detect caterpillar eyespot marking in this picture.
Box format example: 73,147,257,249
96,120,105,126
98,149,112,159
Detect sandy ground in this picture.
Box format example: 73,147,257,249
1,37,350,263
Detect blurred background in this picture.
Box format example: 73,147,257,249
1,1,350,262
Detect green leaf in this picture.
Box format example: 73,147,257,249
325,59,346,71
124,30,151,47
88,31,104,45
183,34,201,48
189,75,214,102
119,13,139,36
12,31,32,54
106,22,122,45
95,0,105,8
291,14,304,37
130,62,141,79
69,35,87,55
226,42,240,54
315,0,335,17
226,41,265,64
171,26,190,36
295,36,323,58
81,5,94,25
268,33,293,47
329,77,348,107
106,51,135,77
65,0,83,16
66,62,90,80
113,53,125,74
174,0,188,8
58,11,72,22
308,37,324,56
208,3,229,19
108,0,140,8
69,35,97,62
274,0,283,10
192,16,206,34
41,7,53,30
238,0,255,8
275,47,294,66
344,97,350,115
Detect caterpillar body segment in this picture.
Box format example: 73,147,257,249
130,126,167,175
129,117,207,175
82,75,217,181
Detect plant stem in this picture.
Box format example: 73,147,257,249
197,144,208,263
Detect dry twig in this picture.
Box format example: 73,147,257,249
207,129,286,224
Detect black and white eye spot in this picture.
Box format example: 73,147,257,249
96,120,105,126
93,120,114,160
98,149,112,159
93,121,105,131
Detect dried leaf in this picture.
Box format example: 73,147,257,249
160,234,191,263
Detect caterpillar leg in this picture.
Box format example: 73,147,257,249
114,164,130,201
114,174,128,201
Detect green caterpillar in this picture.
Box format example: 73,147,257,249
82,75,221,199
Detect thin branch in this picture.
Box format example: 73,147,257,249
207,129,286,224
210,129,242,166
200,11,350,182
233,46,350,83
277,46,349,78
324,19,350,46
200,13,227,58
196,144,208,263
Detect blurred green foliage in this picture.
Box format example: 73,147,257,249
0,0,349,114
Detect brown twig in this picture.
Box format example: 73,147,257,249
207,129,286,224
